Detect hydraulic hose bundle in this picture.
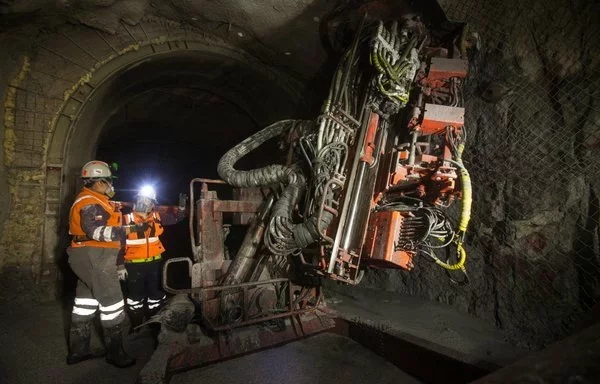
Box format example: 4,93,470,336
217,120,304,188
370,21,421,108
417,141,472,273
217,119,333,256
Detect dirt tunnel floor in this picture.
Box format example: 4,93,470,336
325,286,527,367
0,299,420,384
171,332,421,384
0,299,156,384
0,289,526,384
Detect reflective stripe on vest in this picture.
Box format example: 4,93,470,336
126,237,160,245
125,212,159,224
124,211,164,260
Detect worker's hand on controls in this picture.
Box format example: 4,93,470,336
178,193,188,210
117,265,128,281
134,222,149,232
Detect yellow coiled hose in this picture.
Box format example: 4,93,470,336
433,241,466,271
456,163,472,234
433,158,472,271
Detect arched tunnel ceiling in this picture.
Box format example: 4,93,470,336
92,52,286,202
0,0,452,82
66,44,302,204
100,87,258,144
82,50,298,139
0,0,338,80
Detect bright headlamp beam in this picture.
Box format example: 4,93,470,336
139,184,156,199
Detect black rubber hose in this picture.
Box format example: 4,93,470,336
218,118,331,251
217,120,309,188
293,213,333,249
271,183,302,217
269,182,333,251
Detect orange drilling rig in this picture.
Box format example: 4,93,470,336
153,13,475,382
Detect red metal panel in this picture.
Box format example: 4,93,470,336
362,211,415,270
421,103,464,135
360,112,379,164
427,57,468,81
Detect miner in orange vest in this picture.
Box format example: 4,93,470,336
67,160,144,368
121,185,186,330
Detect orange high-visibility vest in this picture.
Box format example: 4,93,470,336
123,211,165,261
69,187,122,248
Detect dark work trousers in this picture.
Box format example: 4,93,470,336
68,246,126,328
124,259,166,327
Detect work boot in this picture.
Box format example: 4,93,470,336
66,321,106,365
104,323,136,368
128,309,145,334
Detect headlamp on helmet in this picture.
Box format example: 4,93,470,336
134,184,157,213
137,185,157,201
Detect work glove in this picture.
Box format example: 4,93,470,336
129,222,149,233
178,193,188,210
117,265,128,281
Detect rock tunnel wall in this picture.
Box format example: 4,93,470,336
355,0,600,349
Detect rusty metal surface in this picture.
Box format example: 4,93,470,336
166,313,336,380
161,274,322,332
232,187,264,225
222,195,273,286
113,201,186,216
207,309,323,332
202,287,277,327
201,278,290,291
212,200,261,213
199,278,320,331
197,192,224,266
188,178,227,259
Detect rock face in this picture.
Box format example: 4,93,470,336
360,0,600,349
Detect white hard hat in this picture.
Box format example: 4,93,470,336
81,161,112,179
137,185,157,201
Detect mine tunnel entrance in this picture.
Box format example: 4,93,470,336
58,49,302,295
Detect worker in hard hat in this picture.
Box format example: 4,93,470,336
121,185,186,332
67,160,143,368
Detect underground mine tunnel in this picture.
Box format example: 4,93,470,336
0,0,599,383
